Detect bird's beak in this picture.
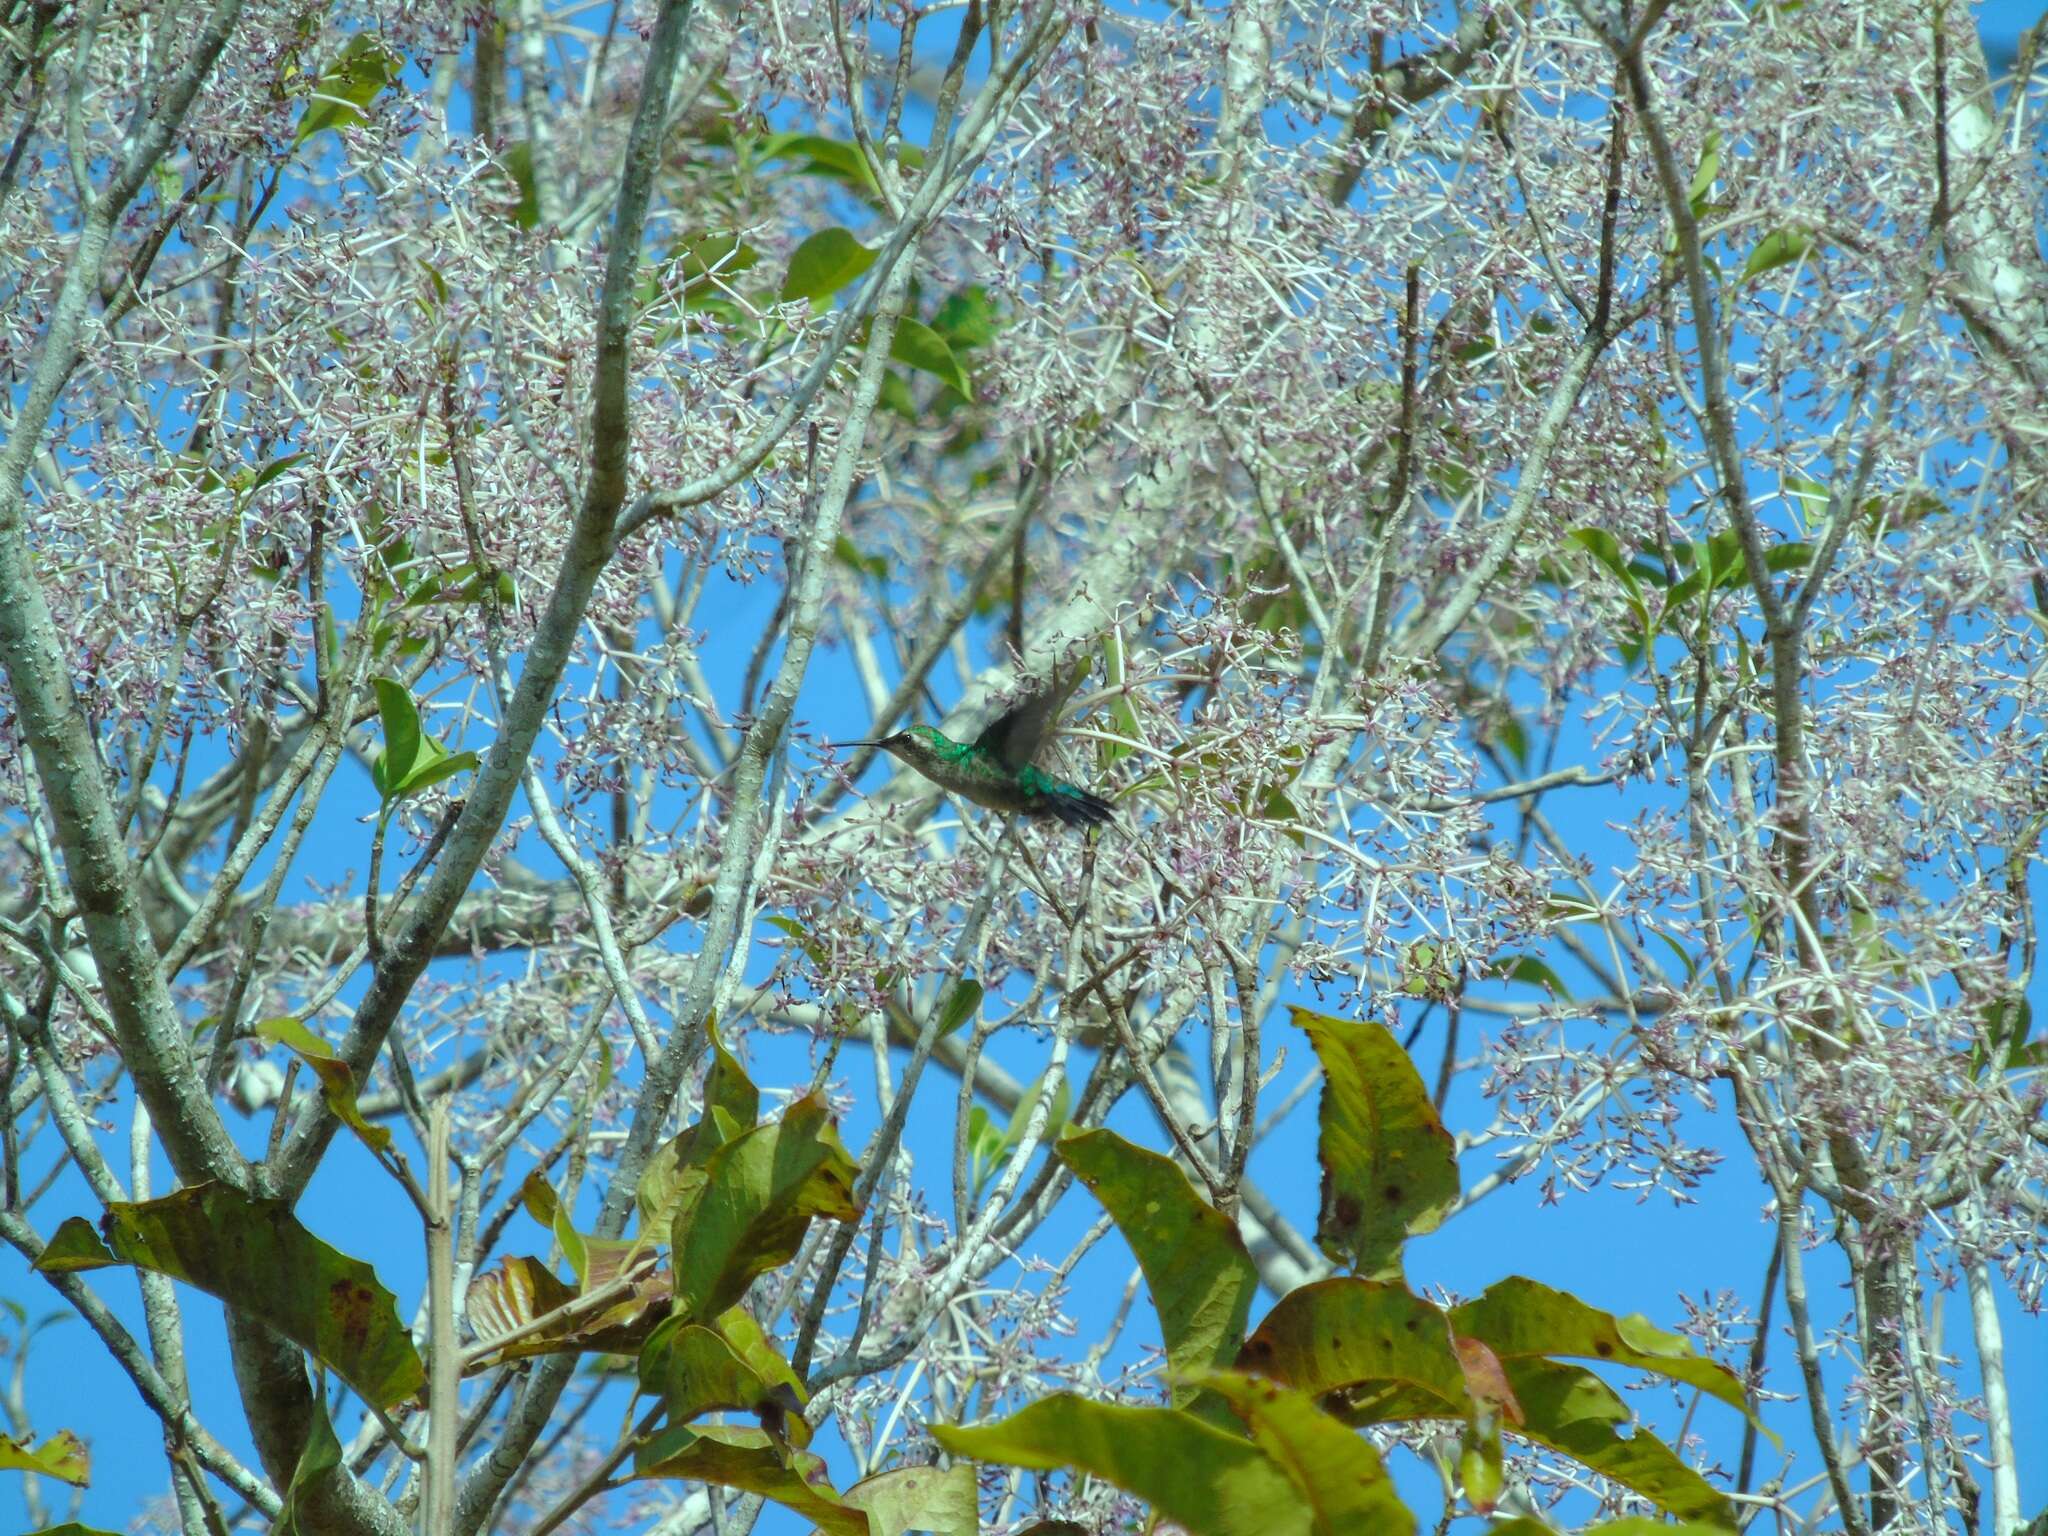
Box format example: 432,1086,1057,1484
822,739,887,751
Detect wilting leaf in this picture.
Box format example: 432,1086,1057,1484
1190,1371,1414,1536
0,1430,89,1486
670,1093,859,1322
935,1394,1315,1536
73,1182,423,1407
637,1424,866,1535
844,1462,977,1536
1058,1129,1257,1408
255,1017,391,1153
1291,1008,1459,1279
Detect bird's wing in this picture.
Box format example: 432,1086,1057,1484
973,661,1087,771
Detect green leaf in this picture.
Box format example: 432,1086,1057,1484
1567,528,1640,598
844,1462,978,1536
935,1394,1315,1536
1099,628,1142,767
1741,225,1817,281
966,1106,1007,1198
638,1318,802,1442
1191,1371,1413,1536
24,1524,123,1536
1499,956,1570,1000
1503,1358,1734,1524
33,1218,117,1273
499,142,540,228
1686,130,1722,215
888,316,973,399
1291,1008,1459,1279
0,1431,89,1486
1057,1129,1258,1409
781,228,877,304
934,978,983,1039
931,286,998,349
296,36,402,143
996,1071,1070,1169
670,1093,860,1322
1447,1277,1770,1437
273,1393,341,1536
255,1016,392,1154
637,1424,867,1535
369,679,476,810
758,132,881,194
79,1182,424,1407
1236,1277,1470,1417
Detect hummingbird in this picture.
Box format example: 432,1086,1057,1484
828,673,1113,828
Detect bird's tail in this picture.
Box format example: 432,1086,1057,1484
1045,784,1114,827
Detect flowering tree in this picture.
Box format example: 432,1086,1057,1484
0,0,2041,1534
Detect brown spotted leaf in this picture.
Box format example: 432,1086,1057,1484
81,1182,423,1407
1291,1007,1458,1280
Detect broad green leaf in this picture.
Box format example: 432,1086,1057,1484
1741,225,1817,281
759,132,880,193
24,1525,122,1536
33,1218,117,1273
1500,956,1570,1000
674,232,759,297
296,36,402,142
255,1016,391,1153
1236,1277,1470,1416
637,1423,866,1535
935,1394,1315,1536
1448,1277,1764,1431
996,1071,1070,1168
1192,1371,1413,1536
670,1093,859,1322
499,142,540,228
371,678,424,797
844,1462,977,1536
1099,628,1141,766
1291,1008,1459,1279
709,1305,806,1403
637,1318,807,1445
369,679,476,810
934,978,983,1039
888,316,972,399
273,1393,341,1536
77,1182,424,1408
0,1431,88,1485
1567,529,1640,597
1504,1358,1734,1524
966,1107,1006,1197
781,228,877,304
1057,1129,1257,1407
931,286,997,349
1686,130,1722,214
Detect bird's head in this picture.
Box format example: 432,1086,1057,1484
826,724,956,771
